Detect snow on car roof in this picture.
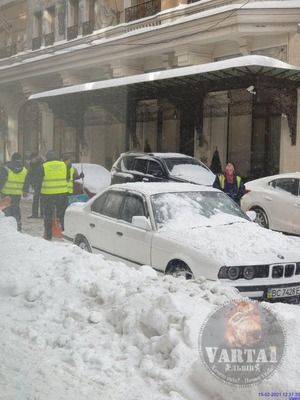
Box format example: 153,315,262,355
120,152,196,159
150,153,194,158
110,181,218,195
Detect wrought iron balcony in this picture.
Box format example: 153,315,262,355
45,32,55,47
0,45,16,59
125,0,161,23
67,25,78,41
32,36,42,50
83,20,94,36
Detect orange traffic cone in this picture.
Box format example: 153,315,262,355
0,196,11,211
52,207,62,238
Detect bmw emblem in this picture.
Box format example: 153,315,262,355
277,254,284,259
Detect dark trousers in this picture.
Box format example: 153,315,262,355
42,193,68,240
3,195,22,231
32,189,44,217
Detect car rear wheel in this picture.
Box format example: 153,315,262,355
74,235,92,252
252,207,269,229
166,261,194,280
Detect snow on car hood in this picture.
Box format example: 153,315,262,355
158,218,300,266
169,164,215,186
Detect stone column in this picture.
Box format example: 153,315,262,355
38,102,54,156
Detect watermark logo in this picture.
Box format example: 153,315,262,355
198,300,286,387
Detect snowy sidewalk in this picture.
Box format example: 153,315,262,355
21,196,63,242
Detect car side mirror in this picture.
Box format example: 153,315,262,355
132,216,152,231
246,210,256,221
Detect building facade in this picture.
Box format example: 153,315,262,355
1,0,300,179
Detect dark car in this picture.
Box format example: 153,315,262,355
111,152,215,186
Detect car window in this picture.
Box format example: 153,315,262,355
133,159,147,173
91,191,124,218
120,194,147,223
120,155,136,171
297,181,300,196
147,161,164,178
270,178,297,195
91,192,109,213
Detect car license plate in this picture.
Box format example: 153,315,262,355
267,285,300,298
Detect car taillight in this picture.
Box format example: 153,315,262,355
244,189,251,194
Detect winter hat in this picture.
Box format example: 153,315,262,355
62,153,71,162
11,152,22,161
45,150,58,161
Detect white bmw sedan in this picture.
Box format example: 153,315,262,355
63,182,300,304
241,172,300,235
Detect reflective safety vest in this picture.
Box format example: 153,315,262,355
41,160,68,195
1,167,27,195
218,174,241,189
67,166,75,194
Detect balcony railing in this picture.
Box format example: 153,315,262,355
0,0,242,62
125,0,161,23
67,25,78,41
83,20,94,36
32,36,42,50
0,45,16,59
45,32,55,47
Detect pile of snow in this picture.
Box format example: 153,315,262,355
73,163,111,194
1,212,300,399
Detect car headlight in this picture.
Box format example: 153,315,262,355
243,266,255,280
227,266,240,280
218,265,269,280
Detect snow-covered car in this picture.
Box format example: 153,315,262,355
63,182,300,304
111,152,215,186
241,172,300,235
72,163,111,198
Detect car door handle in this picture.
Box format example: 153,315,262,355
90,223,95,228
116,231,123,236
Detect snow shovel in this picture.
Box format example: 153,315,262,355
52,207,62,238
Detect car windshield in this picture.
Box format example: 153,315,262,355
151,191,249,229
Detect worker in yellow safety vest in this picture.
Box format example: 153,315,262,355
61,153,84,195
38,150,68,241
213,162,245,205
0,152,27,231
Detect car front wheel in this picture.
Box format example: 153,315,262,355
166,261,194,280
74,235,92,252
252,207,269,229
